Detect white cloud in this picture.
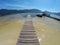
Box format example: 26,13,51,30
0,3,39,9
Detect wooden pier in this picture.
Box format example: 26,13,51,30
16,15,40,45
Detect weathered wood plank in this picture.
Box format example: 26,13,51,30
16,15,40,45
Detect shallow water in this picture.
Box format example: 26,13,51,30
50,14,60,19
33,16,60,45
0,14,25,45
0,13,60,45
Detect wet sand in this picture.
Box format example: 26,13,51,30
0,15,24,45
33,16,60,45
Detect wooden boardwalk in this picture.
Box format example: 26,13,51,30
16,15,40,45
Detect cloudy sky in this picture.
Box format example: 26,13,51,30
0,0,60,12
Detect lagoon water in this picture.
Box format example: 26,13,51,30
19,13,60,19
0,13,60,45
0,13,59,19
33,16,60,45
50,14,60,19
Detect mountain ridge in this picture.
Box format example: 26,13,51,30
0,9,60,16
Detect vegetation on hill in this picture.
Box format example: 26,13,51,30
0,9,42,16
